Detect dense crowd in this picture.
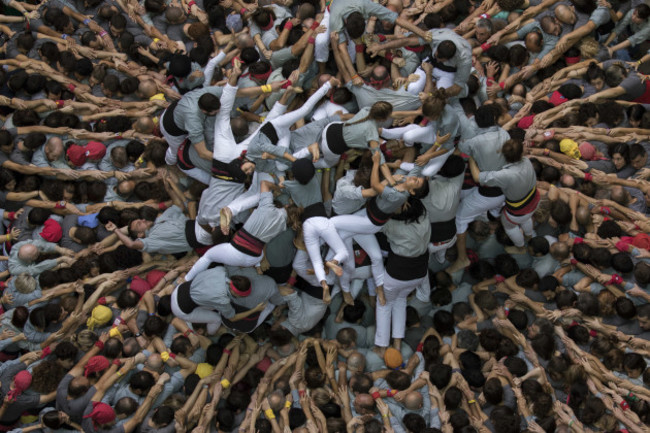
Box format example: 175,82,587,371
1,0,650,430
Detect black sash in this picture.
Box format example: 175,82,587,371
478,185,503,197
326,123,349,155
185,220,209,249
260,122,279,145
430,218,456,243
300,202,327,223
211,159,245,183
366,197,391,226
230,228,265,256
294,275,323,300
162,102,187,136
177,140,195,170
177,281,200,315
386,250,429,281
431,58,457,73
221,302,261,332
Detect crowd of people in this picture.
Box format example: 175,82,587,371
1,0,650,430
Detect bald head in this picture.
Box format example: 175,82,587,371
560,174,575,188
575,206,591,226
46,137,63,162
231,117,249,139
611,185,629,205
268,391,285,412
236,34,255,49
550,241,570,261
122,337,141,357
555,4,576,25
404,391,423,410
138,80,158,99
354,394,375,414
18,244,39,263
117,180,135,197
525,32,542,52
146,353,164,373
347,351,366,373
134,117,155,134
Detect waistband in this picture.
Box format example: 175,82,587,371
505,187,540,216
301,202,328,222
430,218,456,243
162,102,187,137
177,140,195,171
478,185,503,197
386,250,429,280
221,302,261,332
176,281,199,315
366,197,391,226
295,275,323,300
325,123,349,155
185,219,209,249
230,227,265,256
260,122,279,145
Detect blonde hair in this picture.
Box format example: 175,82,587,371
345,101,393,126
14,273,36,294
311,387,331,406
579,38,599,59
71,329,98,352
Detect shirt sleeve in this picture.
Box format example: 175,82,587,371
629,22,650,47
589,6,611,26
362,0,399,22
614,9,633,35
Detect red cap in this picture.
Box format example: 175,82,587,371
40,219,63,243
6,370,32,402
84,402,116,426
86,141,107,160
129,275,151,297
517,114,535,129
84,355,110,377
66,144,90,167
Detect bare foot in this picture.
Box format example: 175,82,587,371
326,260,343,277
447,256,470,273
308,142,320,162
220,207,232,235
373,346,386,358
392,339,401,351
322,282,331,305
342,291,354,306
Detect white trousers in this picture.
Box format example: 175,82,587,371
374,273,426,347
179,166,211,185
433,67,455,90
226,172,274,223
455,189,505,234
381,123,435,147
501,210,536,247
318,122,345,168
303,216,349,284
171,288,222,334
400,150,452,177
185,243,263,281
314,9,330,63
429,234,457,263
159,108,188,166
332,212,385,292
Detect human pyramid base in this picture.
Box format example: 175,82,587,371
1,0,650,431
